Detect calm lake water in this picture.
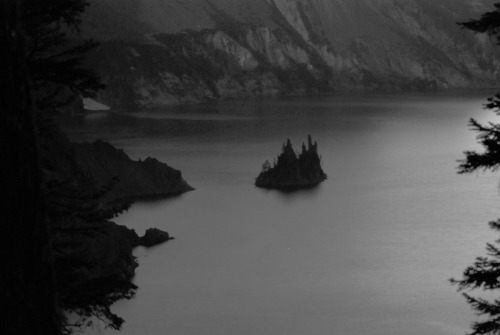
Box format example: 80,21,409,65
67,93,500,335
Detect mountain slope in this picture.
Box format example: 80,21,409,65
81,0,500,108
269,0,500,87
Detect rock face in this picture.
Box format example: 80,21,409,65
82,0,500,108
256,135,327,190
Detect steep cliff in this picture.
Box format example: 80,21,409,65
268,0,500,89
82,0,500,108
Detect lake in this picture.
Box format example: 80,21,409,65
66,93,500,335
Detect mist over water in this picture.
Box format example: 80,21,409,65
69,93,500,335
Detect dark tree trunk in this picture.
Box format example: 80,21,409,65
0,1,62,334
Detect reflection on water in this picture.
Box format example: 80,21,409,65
258,184,324,204
70,93,500,335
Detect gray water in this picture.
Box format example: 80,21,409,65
72,93,500,335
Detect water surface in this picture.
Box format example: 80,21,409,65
68,93,500,335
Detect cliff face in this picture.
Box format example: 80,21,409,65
86,27,331,108
82,0,500,108
269,0,500,89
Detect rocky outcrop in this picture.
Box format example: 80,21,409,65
81,0,500,109
73,139,194,204
256,135,327,190
139,228,174,247
51,217,174,324
52,221,172,294
40,129,188,327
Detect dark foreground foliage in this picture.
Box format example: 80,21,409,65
451,220,500,335
458,94,500,174
452,3,500,335
15,0,139,333
1,1,63,334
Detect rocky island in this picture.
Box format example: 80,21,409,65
255,135,327,190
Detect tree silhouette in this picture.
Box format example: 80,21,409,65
21,0,104,112
1,1,134,333
459,4,500,45
452,4,500,335
1,1,62,334
20,1,139,332
458,94,500,174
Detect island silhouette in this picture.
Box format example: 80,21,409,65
255,135,327,190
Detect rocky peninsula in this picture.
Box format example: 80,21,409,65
40,130,191,329
73,139,194,204
255,135,327,190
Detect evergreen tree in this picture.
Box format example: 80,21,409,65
21,0,104,112
20,1,138,332
3,0,133,333
452,4,500,335
458,94,500,174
